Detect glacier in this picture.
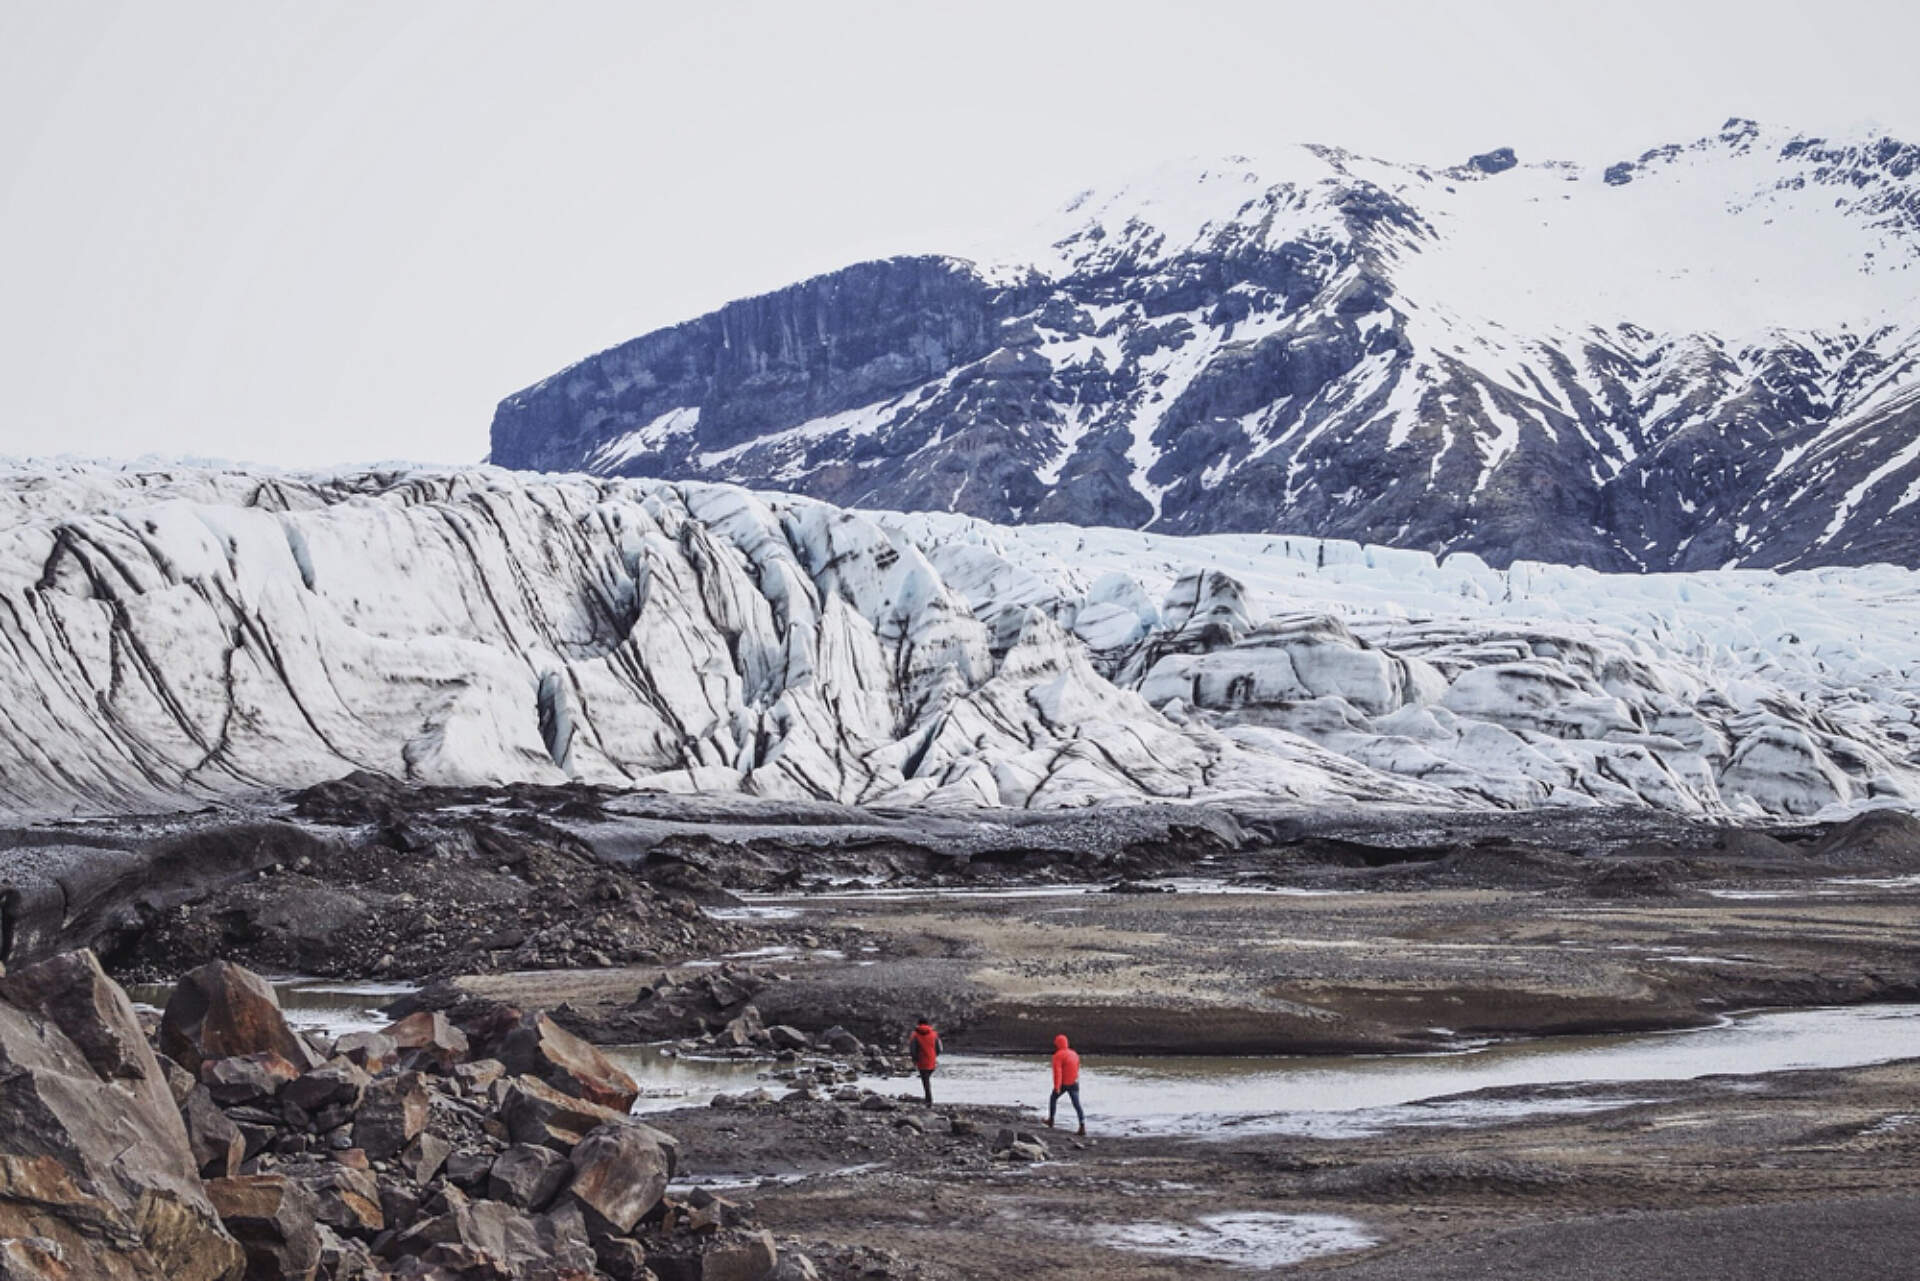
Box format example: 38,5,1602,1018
1,463,1915,821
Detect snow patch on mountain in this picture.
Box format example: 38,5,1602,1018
494,121,1920,575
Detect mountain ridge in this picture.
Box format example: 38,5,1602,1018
490,120,1920,572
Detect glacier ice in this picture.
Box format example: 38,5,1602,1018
1,463,1915,821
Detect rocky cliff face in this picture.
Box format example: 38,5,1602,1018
4,464,1916,821
491,120,1920,572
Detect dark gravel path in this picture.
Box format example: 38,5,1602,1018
1319,1195,1920,1281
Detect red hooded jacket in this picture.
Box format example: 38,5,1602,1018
1051,1034,1080,1089
910,1022,941,1070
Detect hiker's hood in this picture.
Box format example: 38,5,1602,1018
1054,1035,1070,1050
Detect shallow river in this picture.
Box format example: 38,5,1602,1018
248,983,1920,1138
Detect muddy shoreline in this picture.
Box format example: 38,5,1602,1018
646,1055,1920,1279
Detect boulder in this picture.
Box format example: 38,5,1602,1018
205,1175,323,1281
764,1026,810,1052
158,1053,199,1104
382,1011,470,1072
313,1224,380,1281
282,1058,372,1114
355,1073,429,1161
233,1120,280,1163
333,1031,399,1074
497,1074,630,1151
283,1163,384,1238
182,1084,247,1178
562,1123,672,1234
770,1251,822,1281
0,949,245,1281
686,1189,740,1233
820,1026,863,1056
451,1058,506,1095
397,1132,452,1184
495,1012,639,1112
0,948,149,1080
384,1189,593,1276
442,1149,495,1190
453,1001,527,1059
651,1230,778,1281
160,962,322,1074
378,1182,425,1237
594,1234,651,1281
201,1051,300,1106
487,1144,571,1211
531,1200,600,1275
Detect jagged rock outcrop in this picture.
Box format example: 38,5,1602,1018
0,949,246,1281
493,120,1920,574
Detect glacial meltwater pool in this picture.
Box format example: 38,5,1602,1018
225,985,1920,1139
600,1004,1920,1137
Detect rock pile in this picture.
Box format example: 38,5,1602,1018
112,777,748,983
0,952,814,1281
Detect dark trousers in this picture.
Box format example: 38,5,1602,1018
917,1068,934,1103
1049,1082,1083,1124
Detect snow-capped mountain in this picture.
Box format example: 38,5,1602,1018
490,120,1920,571
4,463,1916,820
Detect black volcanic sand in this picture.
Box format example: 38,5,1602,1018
10,781,1920,1277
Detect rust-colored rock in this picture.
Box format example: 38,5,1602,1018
206,1175,322,1281
497,1075,629,1152
382,1011,470,1071
561,1123,671,1234
0,949,244,1281
283,1163,384,1238
354,1072,428,1160
332,1030,398,1073
159,962,322,1074
495,1012,638,1112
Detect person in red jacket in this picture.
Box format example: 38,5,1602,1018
1048,1033,1084,1134
907,1017,943,1104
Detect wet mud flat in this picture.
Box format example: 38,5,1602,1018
635,1055,1920,1279
466,854,1920,1058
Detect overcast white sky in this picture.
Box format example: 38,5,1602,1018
3,1,1916,467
